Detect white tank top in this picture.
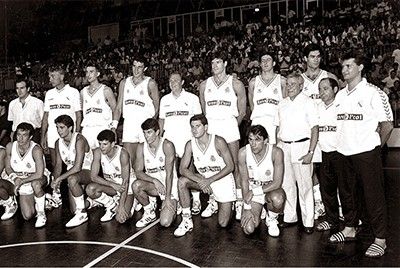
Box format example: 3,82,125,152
143,138,177,183
191,134,234,180
204,75,238,119
11,141,37,178
251,74,283,120
58,133,93,170
101,145,123,185
301,70,328,102
81,84,112,127
245,144,274,182
122,76,155,120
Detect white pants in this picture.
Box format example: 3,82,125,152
279,141,314,227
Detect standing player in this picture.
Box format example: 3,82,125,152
174,114,236,237
248,52,286,145
301,44,337,220
0,123,48,228
199,51,246,220
41,66,82,168
133,119,178,228
51,115,93,228
113,55,159,168
86,130,135,223
159,72,202,214
239,125,286,237
81,63,117,149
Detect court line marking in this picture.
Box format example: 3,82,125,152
0,239,198,267
84,219,160,267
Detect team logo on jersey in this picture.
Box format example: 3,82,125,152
146,159,150,163
159,157,164,162
273,88,278,94
13,160,17,164
26,162,32,169
304,87,308,91
127,89,130,93
265,170,271,176
225,87,230,93
257,88,262,93
207,88,211,93
139,90,144,95
184,102,188,106
97,99,100,104
115,166,120,172
85,100,88,103
197,157,200,161
210,155,216,162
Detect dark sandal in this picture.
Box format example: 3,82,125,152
328,231,357,243
365,243,386,258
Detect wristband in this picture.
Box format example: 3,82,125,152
252,186,264,195
109,120,119,129
243,203,252,210
8,173,17,181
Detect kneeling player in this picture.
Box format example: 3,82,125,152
86,130,135,223
0,123,48,228
133,118,178,228
239,125,286,237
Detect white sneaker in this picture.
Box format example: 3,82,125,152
100,202,117,222
261,207,267,220
314,201,326,220
174,216,193,237
87,197,102,210
266,217,280,237
1,197,18,220
135,209,156,228
66,210,88,228
191,200,201,215
35,212,47,228
45,192,62,209
201,200,218,218
235,201,243,221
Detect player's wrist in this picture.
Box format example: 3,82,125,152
243,203,252,210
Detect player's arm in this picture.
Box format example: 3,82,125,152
5,142,15,176
103,85,118,130
113,79,126,122
233,78,247,125
148,78,160,118
158,97,166,136
379,121,393,146
247,77,256,112
280,76,287,98
134,143,157,183
198,80,207,114
179,141,202,183
263,146,284,193
19,145,45,184
75,111,83,133
209,136,234,183
0,148,5,175
51,140,63,180
372,90,394,145
163,140,176,199
40,111,49,149
238,147,251,203
90,148,114,187
117,148,131,206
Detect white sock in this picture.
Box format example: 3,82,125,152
73,195,86,212
34,195,45,213
4,196,14,206
192,191,200,202
143,202,154,212
267,211,279,219
182,207,192,217
236,189,243,201
313,184,322,202
94,192,114,208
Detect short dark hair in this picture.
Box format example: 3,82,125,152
16,122,34,137
211,50,229,63
303,44,322,58
97,129,116,143
55,115,74,130
190,114,208,126
48,65,65,75
341,49,365,66
141,118,159,132
259,51,276,63
16,77,31,88
86,61,102,73
132,54,148,66
248,125,268,140
319,77,339,90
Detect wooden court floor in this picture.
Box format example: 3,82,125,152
0,149,399,267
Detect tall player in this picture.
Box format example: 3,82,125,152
81,62,117,149
199,51,246,220
248,52,286,145
41,65,82,168
301,44,337,220
113,55,159,169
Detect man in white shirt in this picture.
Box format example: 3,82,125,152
8,78,44,143
274,72,319,234
41,66,82,168
329,50,393,258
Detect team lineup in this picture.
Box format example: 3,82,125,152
0,44,394,259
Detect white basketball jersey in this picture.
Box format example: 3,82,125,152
10,141,37,179
191,134,234,180
58,133,93,170
204,75,238,119
122,76,155,120
251,74,283,120
81,84,112,127
301,70,328,102
143,138,177,184
245,144,274,182
101,145,124,185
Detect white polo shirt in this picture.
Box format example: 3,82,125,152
317,100,337,153
274,93,318,141
8,95,44,131
336,78,393,156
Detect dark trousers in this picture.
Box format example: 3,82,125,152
340,147,387,239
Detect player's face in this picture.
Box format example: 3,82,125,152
99,140,114,155
319,80,336,105
248,133,267,155
341,58,362,82
132,60,145,78
15,81,29,99
260,55,274,72
56,123,71,139
306,50,321,69
169,74,182,94
16,129,32,146
49,71,64,88
211,58,226,75
286,77,303,99
190,120,207,138
143,128,159,144
86,66,99,83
